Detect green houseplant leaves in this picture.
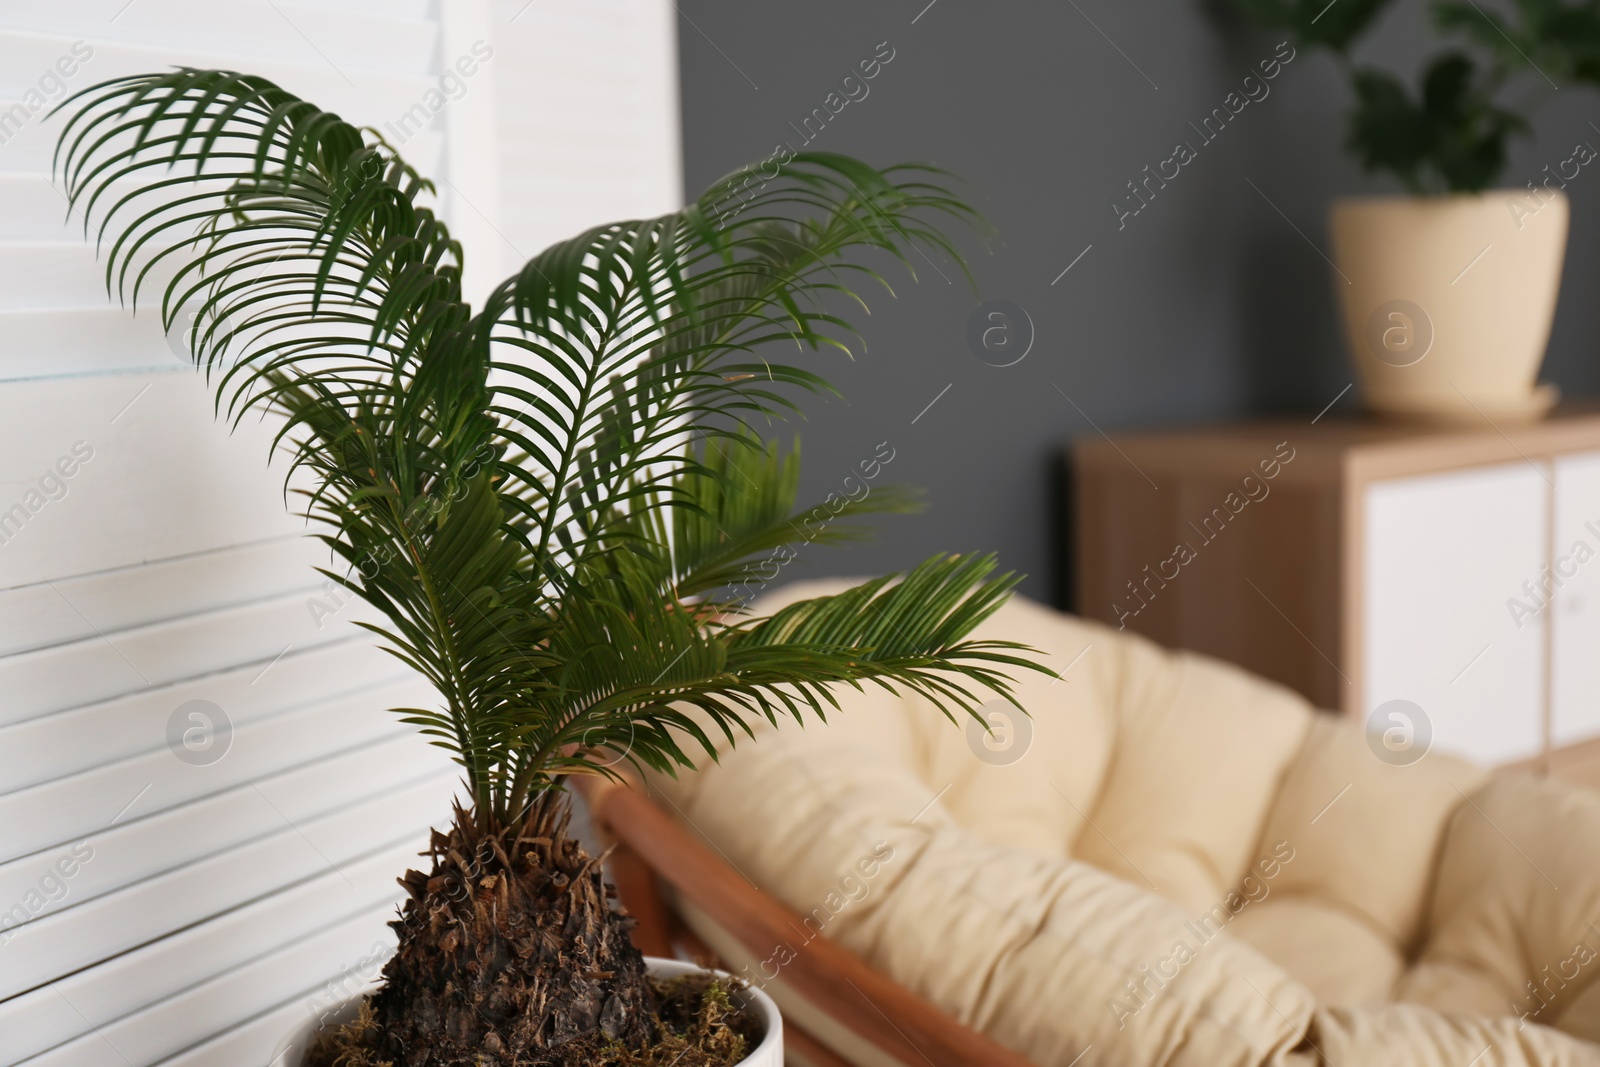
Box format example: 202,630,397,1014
52,67,1053,1064
1230,0,1600,192
54,68,1045,828
1348,55,1526,193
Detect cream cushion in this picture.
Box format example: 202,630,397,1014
647,581,1600,1065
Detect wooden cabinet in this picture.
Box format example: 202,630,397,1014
1072,409,1600,770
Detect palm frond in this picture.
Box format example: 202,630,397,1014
607,428,919,602
57,68,1037,832
514,552,1048,808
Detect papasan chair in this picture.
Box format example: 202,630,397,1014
588,579,1600,1066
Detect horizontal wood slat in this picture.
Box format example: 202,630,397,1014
20,902,396,1067
0,770,453,1001
488,0,681,259
0,241,176,311
0,590,387,727
0,27,433,117
0,2,441,77
0,112,445,196
0,638,401,792
0,674,433,864
0,716,446,910
154,994,320,1067
0,372,307,583
0,175,88,241
0,838,422,1065
0,307,176,378
0,535,326,657
0,173,173,242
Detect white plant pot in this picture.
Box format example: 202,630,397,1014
271,956,782,1066
649,957,783,1066
1329,191,1569,422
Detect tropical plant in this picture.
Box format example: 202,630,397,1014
1229,0,1600,193
55,69,1046,1066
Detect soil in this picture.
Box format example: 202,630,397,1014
304,971,762,1067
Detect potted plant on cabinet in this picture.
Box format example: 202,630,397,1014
1231,0,1600,421
55,70,1044,1067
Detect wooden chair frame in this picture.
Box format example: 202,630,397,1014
580,778,1039,1067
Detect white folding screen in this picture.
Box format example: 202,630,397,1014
486,0,682,263
0,2,680,1064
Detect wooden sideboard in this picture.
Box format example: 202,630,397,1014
1072,408,1600,775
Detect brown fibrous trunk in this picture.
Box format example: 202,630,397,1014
364,792,655,1066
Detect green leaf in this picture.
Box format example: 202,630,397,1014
1347,54,1523,193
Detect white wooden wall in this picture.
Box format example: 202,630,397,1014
0,2,680,1064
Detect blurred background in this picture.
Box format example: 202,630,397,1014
3,2,1598,1063
678,0,1600,604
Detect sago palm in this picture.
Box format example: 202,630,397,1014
56,69,1045,1066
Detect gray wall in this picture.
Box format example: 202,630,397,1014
677,0,1600,604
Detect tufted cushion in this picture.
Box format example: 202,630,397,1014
1397,774,1600,1033
1067,633,1312,914
647,581,1600,1065
885,592,1117,861
1226,898,1402,1006
1252,712,1487,954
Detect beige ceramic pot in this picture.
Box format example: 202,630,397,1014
1329,191,1569,422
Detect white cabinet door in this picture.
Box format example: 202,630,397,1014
1553,451,1600,746
1364,462,1548,764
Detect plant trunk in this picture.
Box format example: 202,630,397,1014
368,792,654,1066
